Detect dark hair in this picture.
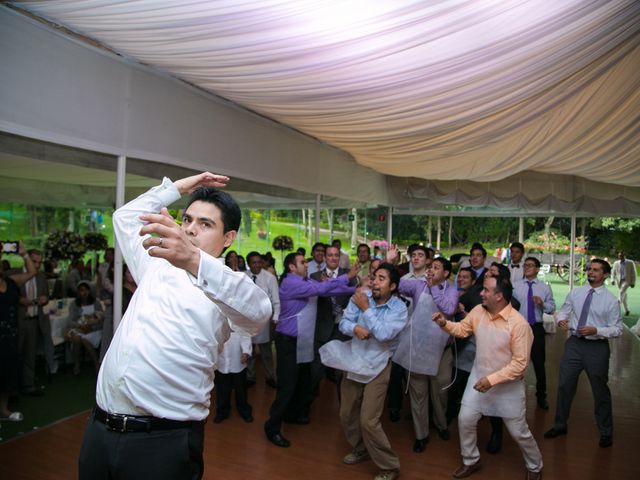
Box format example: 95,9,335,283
490,262,511,281
281,252,303,283
186,187,241,233
591,258,612,274
510,242,525,253
225,250,238,268
524,256,541,268
75,281,95,306
246,251,262,263
432,257,452,277
409,244,430,258
332,239,342,247
28,248,43,257
407,243,421,254
458,266,477,280
297,247,306,256
312,242,326,253
357,243,371,255
491,276,513,302
374,262,400,293
470,244,487,258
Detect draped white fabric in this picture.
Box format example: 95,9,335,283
10,0,640,189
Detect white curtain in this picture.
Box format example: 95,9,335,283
9,0,640,188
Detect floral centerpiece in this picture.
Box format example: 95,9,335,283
272,235,294,260
84,232,108,252
44,230,86,261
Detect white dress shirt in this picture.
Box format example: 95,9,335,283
307,260,326,277
556,284,622,339
512,278,555,323
508,263,525,284
217,332,252,374
247,268,280,343
96,178,271,421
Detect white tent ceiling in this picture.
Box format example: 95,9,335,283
2,0,640,215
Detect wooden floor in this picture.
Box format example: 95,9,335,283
1,329,639,480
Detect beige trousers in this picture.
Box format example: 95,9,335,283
340,361,400,471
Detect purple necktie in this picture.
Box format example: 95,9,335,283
576,288,595,334
527,281,536,325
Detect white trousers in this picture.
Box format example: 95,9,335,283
458,404,543,472
618,281,630,312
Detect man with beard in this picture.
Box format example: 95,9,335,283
544,259,622,448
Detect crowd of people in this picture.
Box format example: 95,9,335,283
0,173,631,480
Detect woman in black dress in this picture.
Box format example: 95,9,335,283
0,242,37,421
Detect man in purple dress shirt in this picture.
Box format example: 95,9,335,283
264,252,359,448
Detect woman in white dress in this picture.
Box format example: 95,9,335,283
66,281,104,375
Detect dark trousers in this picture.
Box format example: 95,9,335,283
446,368,470,423
530,322,547,399
265,333,313,434
386,361,406,412
78,415,205,480
214,369,252,419
553,336,612,436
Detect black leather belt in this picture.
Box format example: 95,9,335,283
94,406,200,433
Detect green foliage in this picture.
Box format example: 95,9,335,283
272,235,294,251
83,232,108,251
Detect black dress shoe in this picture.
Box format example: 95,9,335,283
23,386,45,397
413,437,429,453
265,429,290,448
486,431,502,454
212,413,229,424
265,378,277,388
284,416,309,425
246,379,256,387
599,435,613,448
437,428,450,441
452,460,481,478
389,409,400,422
544,427,568,438
537,397,549,410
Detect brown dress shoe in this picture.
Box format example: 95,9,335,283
453,460,481,478
526,469,542,480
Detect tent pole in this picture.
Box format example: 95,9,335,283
113,156,126,331
387,207,393,246
315,194,321,243
569,215,576,290
519,217,524,243
436,216,441,252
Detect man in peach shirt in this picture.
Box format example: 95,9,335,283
433,276,542,480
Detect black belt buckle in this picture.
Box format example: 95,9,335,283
106,414,132,432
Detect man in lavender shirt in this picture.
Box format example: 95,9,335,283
264,252,359,448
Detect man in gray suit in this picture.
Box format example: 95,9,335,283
611,251,636,316
17,249,56,394
310,244,357,391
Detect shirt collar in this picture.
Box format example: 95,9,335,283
490,303,513,322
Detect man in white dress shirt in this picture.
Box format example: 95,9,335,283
544,259,622,448
245,250,280,388
78,172,272,480
512,257,555,410
611,251,636,316
507,242,525,285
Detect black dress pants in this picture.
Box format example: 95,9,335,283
214,369,252,419
265,333,313,434
530,322,547,399
79,415,204,480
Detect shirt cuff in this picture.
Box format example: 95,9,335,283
194,250,224,292
156,177,182,206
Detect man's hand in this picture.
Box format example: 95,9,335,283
385,244,400,264
474,376,492,393
173,172,229,195
38,295,48,306
240,353,249,364
353,325,371,340
351,290,369,311
578,326,597,336
533,295,543,305
558,320,569,330
18,241,26,257
140,207,201,276
432,311,447,327
347,261,361,279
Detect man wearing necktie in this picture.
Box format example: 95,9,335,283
508,242,525,285
512,257,555,410
544,259,622,448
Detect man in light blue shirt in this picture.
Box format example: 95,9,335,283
338,263,408,480
512,257,555,410
544,259,622,448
